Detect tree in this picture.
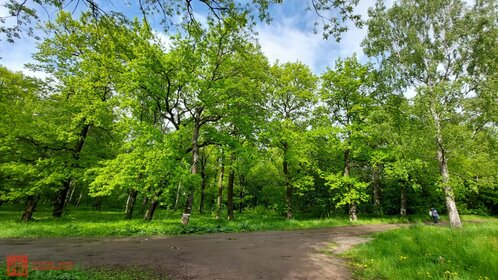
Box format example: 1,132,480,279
0,66,46,220
27,11,131,217
88,120,186,221
319,55,377,221
168,15,269,224
265,62,317,219
363,0,497,227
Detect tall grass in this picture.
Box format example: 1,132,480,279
344,220,498,280
0,206,415,238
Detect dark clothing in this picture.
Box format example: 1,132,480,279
430,209,439,223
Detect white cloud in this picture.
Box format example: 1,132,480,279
255,14,351,74
255,1,379,74
151,30,173,52
256,21,324,71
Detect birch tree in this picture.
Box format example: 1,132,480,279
363,0,497,227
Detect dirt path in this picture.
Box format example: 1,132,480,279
0,224,403,279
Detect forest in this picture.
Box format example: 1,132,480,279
1,0,497,230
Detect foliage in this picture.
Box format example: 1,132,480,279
0,0,496,225
322,172,370,208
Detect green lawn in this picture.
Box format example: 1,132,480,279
0,206,419,238
343,219,498,280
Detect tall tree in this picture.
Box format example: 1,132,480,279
0,66,46,220
174,15,268,224
29,11,130,217
319,56,377,221
266,62,317,219
363,0,497,227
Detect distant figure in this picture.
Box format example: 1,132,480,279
429,208,439,223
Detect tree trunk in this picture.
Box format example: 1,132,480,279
344,149,351,177
53,180,71,217
144,199,159,221
65,181,76,206
181,118,201,225
53,124,91,217
198,150,208,214
283,144,293,219
75,190,83,207
344,148,358,221
216,155,225,220
124,189,138,219
239,175,245,213
349,203,357,222
227,154,235,220
94,196,102,211
174,182,181,210
372,165,382,215
430,104,462,227
21,195,38,221
400,184,407,216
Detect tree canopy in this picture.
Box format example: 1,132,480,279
0,0,496,227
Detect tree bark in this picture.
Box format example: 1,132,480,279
75,190,83,207
400,184,407,216
65,181,76,206
239,175,245,213
349,203,357,222
216,155,225,220
21,195,38,221
344,148,358,221
124,189,138,219
181,118,201,225
372,165,382,215
144,189,163,221
283,144,293,219
53,180,71,217
144,199,159,221
174,182,181,210
344,149,351,177
430,103,462,227
227,154,235,220
198,150,208,214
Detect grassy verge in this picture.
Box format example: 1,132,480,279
0,263,163,280
343,219,498,280
0,206,422,238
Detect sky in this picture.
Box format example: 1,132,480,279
0,0,373,78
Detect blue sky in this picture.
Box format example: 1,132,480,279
255,1,371,73
0,0,373,77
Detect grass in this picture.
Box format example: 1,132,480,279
0,263,164,280
343,218,498,280
0,206,421,238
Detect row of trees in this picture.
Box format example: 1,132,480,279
1,0,497,227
